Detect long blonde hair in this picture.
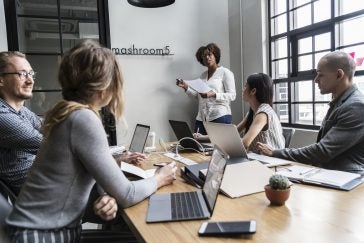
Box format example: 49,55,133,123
43,40,124,138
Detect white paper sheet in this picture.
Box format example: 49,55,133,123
185,79,212,93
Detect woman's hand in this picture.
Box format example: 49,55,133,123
257,142,274,156
154,161,177,188
193,132,209,142
115,151,147,166
176,79,188,91
93,195,118,221
199,91,216,98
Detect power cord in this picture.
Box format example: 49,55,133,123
175,137,205,157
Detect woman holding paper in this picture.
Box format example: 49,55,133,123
236,73,285,153
6,40,177,242
176,43,236,135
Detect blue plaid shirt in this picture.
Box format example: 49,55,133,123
0,98,42,195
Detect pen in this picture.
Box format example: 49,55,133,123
153,162,172,167
299,168,316,175
196,128,199,134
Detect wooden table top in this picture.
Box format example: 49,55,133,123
120,151,364,243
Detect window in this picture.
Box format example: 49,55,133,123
269,0,364,129
4,0,116,144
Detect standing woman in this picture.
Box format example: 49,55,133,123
237,73,285,153
176,43,236,135
6,40,176,242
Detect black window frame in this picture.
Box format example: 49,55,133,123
269,0,364,130
3,0,116,145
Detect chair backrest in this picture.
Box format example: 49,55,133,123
282,128,295,148
0,193,12,226
0,180,17,206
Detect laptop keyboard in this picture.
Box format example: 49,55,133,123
171,192,205,219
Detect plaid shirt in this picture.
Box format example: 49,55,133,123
0,98,42,195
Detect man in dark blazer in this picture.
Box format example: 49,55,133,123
258,51,364,175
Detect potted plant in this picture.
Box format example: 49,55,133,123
264,174,291,206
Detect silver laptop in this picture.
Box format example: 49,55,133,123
204,122,292,167
129,124,150,153
146,146,228,223
204,122,250,164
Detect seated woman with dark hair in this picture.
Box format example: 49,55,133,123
237,73,285,153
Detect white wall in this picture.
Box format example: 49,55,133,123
228,0,243,124
0,0,8,51
240,0,317,147
109,0,236,145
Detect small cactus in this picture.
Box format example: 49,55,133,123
269,174,291,190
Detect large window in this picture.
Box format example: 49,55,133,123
4,0,110,115
4,0,116,144
269,0,364,129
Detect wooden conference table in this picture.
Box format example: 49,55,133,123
120,150,364,243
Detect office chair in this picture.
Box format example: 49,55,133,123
282,128,295,148
0,180,136,243
0,179,16,205
0,193,11,226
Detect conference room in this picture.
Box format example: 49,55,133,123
1,0,364,242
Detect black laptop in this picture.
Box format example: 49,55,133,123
169,120,213,152
146,146,228,223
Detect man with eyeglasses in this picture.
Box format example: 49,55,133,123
0,51,118,222
258,51,364,175
0,51,40,196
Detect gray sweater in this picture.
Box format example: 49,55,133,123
6,109,157,229
273,85,364,174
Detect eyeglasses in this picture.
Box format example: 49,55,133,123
0,70,36,80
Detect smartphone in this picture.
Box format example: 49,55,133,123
176,78,183,84
198,220,256,236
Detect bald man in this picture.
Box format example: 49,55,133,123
258,51,364,174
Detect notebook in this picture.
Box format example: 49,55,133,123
204,122,292,167
146,146,228,223
277,165,364,191
200,160,273,198
129,124,150,153
120,162,156,180
169,120,213,152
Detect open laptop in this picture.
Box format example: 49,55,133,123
146,146,228,223
169,120,213,152
129,124,150,153
204,122,292,167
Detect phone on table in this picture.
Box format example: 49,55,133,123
198,220,256,236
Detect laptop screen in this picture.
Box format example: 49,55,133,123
202,147,228,213
169,120,201,150
129,124,150,153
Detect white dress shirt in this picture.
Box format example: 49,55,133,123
185,66,236,121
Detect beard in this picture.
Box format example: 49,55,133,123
16,91,33,100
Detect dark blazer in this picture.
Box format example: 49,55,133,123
274,85,364,174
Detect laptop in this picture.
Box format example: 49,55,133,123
146,146,228,223
204,122,292,167
129,124,150,153
169,120,214,152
